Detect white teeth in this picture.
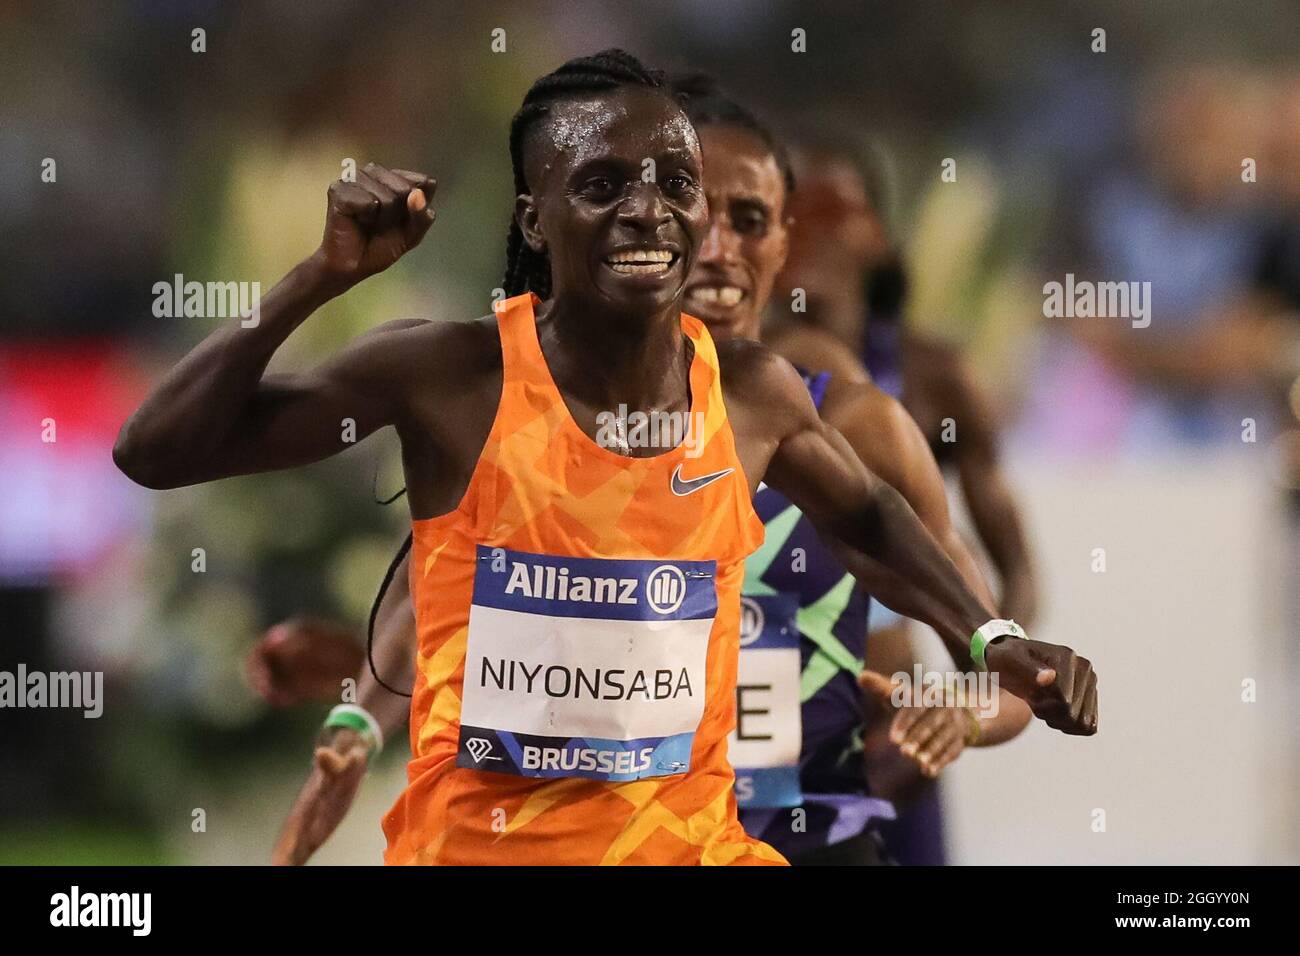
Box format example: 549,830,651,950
687,285,744,307
608,262,672,275
606,249,674,264
604,248,675,277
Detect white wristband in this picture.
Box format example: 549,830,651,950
324,703,384,756
970,619,1027,671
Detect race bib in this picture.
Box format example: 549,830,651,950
457,546,717,782
730,593,804,808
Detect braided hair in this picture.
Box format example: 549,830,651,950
670,71,796,201
502,49,673,299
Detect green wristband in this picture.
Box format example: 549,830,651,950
970,619,1027,671
323,704,382,757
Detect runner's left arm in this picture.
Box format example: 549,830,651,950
756,352,1096,736
831,385,1033,743
270,551,416,865
353,547,417,741
830,382,996,611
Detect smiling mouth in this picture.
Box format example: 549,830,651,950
685,284,746,309
603,248,680,277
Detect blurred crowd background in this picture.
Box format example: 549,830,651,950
2,0,1298,864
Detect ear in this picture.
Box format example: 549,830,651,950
515,194,546,253
774,212,792,274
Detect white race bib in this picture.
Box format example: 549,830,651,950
730,592,804,808
457,546,716,782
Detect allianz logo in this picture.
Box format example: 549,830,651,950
739,596,766,647
503,560,691,615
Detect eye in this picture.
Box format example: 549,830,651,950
732,207,769,237
664,173,697,196
581,176,619,201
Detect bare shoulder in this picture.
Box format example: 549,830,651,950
424,312,503,371
821,376,901,428
389,315,505,476
715,336,824,489
716,336,813,414
820,376,918,459
765,323,871,384
716,337,828,470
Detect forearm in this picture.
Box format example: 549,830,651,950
355,604,416,746
114,255,339,487
355,550,417,746
832,482,993,668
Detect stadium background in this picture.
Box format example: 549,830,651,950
2,0,1297,863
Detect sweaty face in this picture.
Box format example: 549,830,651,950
684,125,789,342
522,88,706,315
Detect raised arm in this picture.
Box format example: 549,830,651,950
113,165,438,489
752,351,1096,736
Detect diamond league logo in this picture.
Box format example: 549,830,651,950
465,737,500,763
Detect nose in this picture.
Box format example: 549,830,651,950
617,181,671,233
697,215,739,267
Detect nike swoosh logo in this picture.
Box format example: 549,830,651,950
670,464,735,496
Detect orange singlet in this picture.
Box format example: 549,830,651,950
382,293,786,865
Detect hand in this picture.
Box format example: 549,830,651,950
271,728,369,866
313,163,437,289
985,637,1098,736
859,670,973,778
245,617,365,708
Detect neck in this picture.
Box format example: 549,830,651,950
537,292,691,413
736,310,763,344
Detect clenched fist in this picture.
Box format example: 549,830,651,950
986,637,1098,736
314,162,437,287
245,617,364,708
